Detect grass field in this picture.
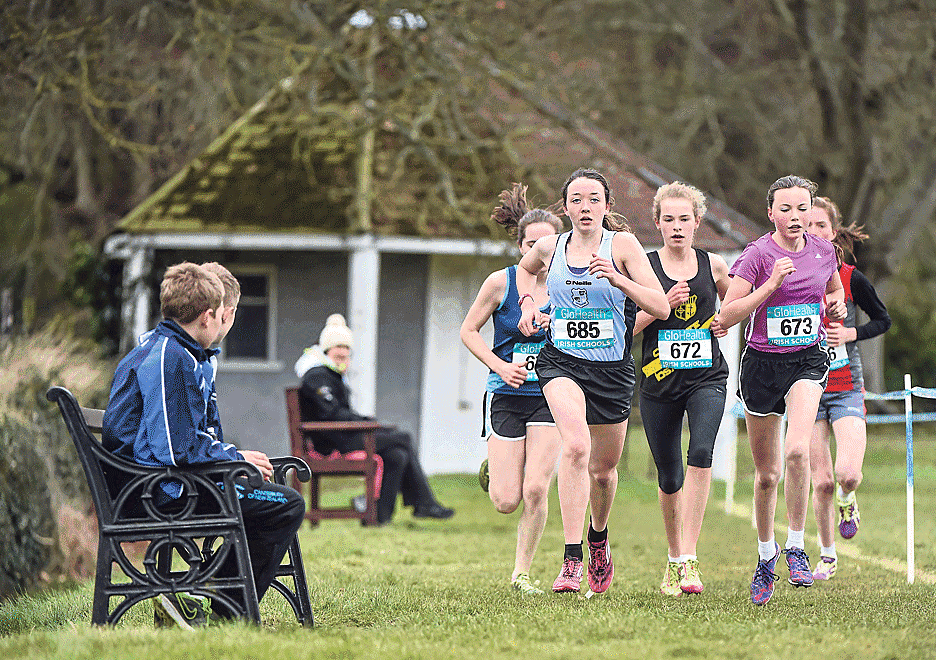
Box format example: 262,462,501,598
2,423,935,660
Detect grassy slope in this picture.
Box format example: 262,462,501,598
2,425,934,660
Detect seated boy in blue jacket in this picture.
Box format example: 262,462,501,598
103,261,304,628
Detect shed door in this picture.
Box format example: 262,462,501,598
376,253,428,447
419,254,510,474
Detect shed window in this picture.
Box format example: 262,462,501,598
221,267,276,364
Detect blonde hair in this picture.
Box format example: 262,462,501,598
160,262,224,324
652,181,707,223
201,262,241,308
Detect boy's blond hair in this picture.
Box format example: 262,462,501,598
201,262,241,308
652,181,708,224
160,262,224,324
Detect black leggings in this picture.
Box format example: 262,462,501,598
639,385,727,494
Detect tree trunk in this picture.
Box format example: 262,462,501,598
352,27,378,234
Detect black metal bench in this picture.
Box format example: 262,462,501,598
46,385,314,627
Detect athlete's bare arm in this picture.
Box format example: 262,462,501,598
708,253,731,337
461,270,528,389
710,253,731,300
596,232,669,320
716,257,794,330
518,235,558,336
633,280,690,336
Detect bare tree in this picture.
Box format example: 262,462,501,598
460,0,936,386
1,1,539,332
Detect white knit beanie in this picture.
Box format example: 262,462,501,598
318,313,354,352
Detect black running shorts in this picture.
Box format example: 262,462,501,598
535,342,635,425
738,343,829,416
481,392,555,441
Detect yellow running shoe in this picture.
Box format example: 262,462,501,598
153,593,211,630
813,555,837,581
679,558,704,594
660,561,683,597
511,572,544,595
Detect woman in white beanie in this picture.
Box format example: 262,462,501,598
296,314,454,524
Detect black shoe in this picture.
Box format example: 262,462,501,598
412,502,454,520
350,494,367,514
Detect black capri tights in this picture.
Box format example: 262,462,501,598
639,385,727,494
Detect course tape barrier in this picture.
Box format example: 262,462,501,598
729,387,936,423
864,387,936,401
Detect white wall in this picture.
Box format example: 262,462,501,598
418,254,509,474
710,251,743,511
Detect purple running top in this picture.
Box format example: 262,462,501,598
729,231,838,353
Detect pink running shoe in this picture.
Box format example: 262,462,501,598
587,538,614,594
552,557,583,593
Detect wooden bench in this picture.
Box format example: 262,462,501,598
47,385,314,627
285,387,386,527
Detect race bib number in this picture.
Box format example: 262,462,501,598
512,342,544,381
658,328,713,369
553,308,614,349
823,342,849,370
766,304,820,346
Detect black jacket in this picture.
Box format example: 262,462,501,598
299,364,371,454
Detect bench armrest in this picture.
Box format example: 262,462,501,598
298,420,391,432
270,456,311,484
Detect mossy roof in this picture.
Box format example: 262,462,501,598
117,75,762,251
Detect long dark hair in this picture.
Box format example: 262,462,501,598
491,182,563,244
766,174,818,210
813,196,868,263
559,168,631,232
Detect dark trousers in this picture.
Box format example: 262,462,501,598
372,430,436,523
215,479,305,614
321,429,437,524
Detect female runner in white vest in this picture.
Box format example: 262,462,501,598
517,168,670,595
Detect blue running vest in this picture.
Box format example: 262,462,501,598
545,230,636,362
486,266,547,395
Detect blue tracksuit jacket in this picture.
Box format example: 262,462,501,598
102,319,241,497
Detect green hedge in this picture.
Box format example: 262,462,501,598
0,332,112,600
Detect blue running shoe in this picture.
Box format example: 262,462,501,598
783,547,814,587
750,543,780,605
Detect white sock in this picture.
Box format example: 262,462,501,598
820,544,837,559
786,529,805,549
837,484,855,502
758,538,777,561
668,556,680,564
680,554,697,563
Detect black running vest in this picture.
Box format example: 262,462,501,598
639,249,729,400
